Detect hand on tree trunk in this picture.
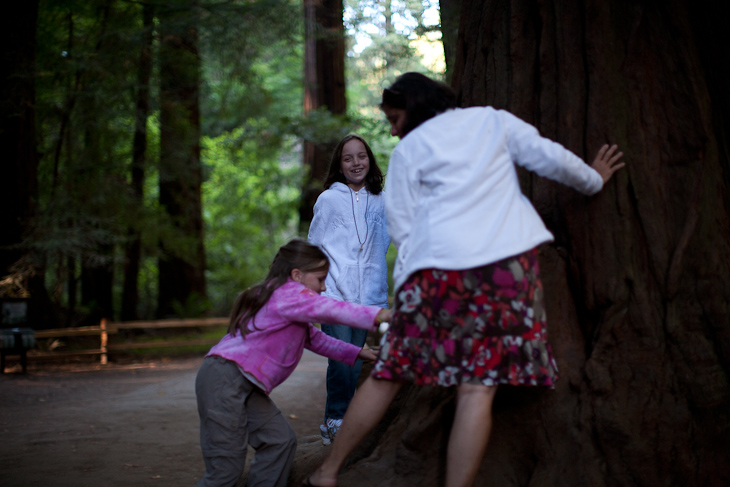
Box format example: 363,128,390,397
591,144,625,184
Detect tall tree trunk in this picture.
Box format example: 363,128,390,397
80,246,114,324
79,112,114,322
157,1,206,318
438,0,461,84
121,3,154,321
0,0,52,328
79,2,115,324
0,0,38,279
330,1,730,486
300,0,346,226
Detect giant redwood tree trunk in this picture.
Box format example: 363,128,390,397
0,0,52,327
300,0,346,226
0,1,38,283
439,0,461,84
322,1,730,486
121,3,153,321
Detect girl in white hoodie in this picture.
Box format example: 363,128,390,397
307,134,391,445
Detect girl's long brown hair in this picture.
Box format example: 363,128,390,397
323,134,384,194
227,239,329,337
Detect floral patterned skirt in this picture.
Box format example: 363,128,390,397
372,248,558,387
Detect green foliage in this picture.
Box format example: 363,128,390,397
26,0,446,325
341,0,444,172
344,0,444,116
30,0,309,322
202,122,302,314
199,0,302,137
33,0,153,318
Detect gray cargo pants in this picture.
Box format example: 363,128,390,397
195,355,296,487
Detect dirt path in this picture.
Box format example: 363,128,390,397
0,351,330,487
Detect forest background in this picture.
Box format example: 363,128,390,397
3,1,729,485
1,0,448,328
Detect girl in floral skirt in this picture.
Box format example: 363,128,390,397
305,73,625,487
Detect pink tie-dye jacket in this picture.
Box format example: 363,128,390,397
207,280,380,394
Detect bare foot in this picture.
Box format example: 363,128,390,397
304,470,337,487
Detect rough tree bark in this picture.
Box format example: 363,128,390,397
157,1,207,318
325,1,730,486
439,0,461,84
300,0,346,226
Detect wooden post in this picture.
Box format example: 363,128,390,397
100,318,108,365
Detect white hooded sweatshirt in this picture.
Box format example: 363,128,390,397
308,182,390,307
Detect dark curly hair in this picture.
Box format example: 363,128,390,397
381,72,457,137
323,134,384,195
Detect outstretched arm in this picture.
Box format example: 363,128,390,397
591,144,625,184
503,110,610,194
305,311,384,364
357,347,378,362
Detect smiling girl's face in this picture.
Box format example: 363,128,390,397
340,138,370,191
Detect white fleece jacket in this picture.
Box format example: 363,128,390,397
385,106,603,290
308,182,390,307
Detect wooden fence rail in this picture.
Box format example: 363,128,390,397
26,317,228,365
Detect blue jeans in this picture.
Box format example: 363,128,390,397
321,323,369,420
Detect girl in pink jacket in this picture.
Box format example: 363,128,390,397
195,239,391,487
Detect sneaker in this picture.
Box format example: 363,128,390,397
319,423,332,445
326,418,343,440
